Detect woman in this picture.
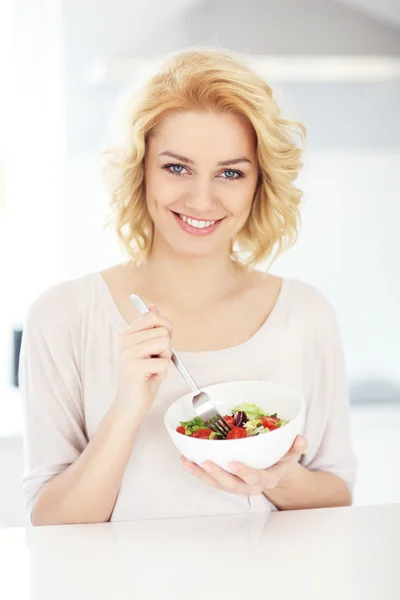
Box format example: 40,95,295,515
20,49,355,526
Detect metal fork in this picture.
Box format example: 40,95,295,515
129,294,231,438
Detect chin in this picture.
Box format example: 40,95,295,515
168,239,221,259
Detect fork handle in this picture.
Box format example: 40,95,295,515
170,352,201,395
129,294,201,395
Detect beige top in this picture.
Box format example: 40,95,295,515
19,272,356,522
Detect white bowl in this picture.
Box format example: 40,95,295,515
164,380,306,472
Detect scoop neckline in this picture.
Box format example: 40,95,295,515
93,271,292,361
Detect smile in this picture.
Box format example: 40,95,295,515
179,214,216,229
171,211,225,237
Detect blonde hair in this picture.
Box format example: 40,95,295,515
101,48,306,268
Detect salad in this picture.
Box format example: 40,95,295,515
176,402,288,440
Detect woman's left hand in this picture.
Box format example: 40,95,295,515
181,435,307,497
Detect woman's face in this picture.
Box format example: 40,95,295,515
144,110,259,260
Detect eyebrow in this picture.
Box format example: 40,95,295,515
158,151,252,166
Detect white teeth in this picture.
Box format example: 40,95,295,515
179,215,216,229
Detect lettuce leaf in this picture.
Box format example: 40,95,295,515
231,403,266,420
179,416,207,434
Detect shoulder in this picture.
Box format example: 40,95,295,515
283,277,343,344
250,271,337,320
24,272,100,332
284,277,335,314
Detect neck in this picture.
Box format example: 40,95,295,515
141,239,245,308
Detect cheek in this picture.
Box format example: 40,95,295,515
223,183,255,216
147,170,187,209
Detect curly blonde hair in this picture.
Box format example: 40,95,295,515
101,48,306,268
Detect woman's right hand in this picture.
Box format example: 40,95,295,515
114,306,173,419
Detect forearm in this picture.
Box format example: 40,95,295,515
31,404,141,526
263,462,352,511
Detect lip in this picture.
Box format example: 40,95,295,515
171,210,225,237
173,211,225,222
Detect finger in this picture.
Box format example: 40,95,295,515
123,336,172,360
127,311,173,335
256,437,307,489
227,463,264,493
279,435,308,463
148,305,159,315
138,357,170,380
229,436,307,479
200,461,250,495
181,458,220,490
291,435,307,453
261,461,290,489
123,325,170,349
229,436,308,492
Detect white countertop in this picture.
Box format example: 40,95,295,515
1,504,399,600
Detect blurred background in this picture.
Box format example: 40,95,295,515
0,0,399,526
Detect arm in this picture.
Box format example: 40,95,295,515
263,461,351,510
182,434,351,511
20,287,140,526
30,404,142,526
264,294,356,509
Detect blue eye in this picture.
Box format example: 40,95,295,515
221,169,243,180
163,164,244,179
164,163,187,175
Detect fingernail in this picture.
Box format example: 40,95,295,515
202,462,213,473
183,463,195,474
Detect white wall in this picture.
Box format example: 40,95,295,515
333,0,400,28
181,0,400,56
62,0,400,154
61,156,124,278
271,150,400,390
0,0,66,387
131,0,400,58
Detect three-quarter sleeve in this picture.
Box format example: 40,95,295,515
19,287,88,522
300,296,357,494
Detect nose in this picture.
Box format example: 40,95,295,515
184,177,215,214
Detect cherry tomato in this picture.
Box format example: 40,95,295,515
260,417,280,431
227,427,247,440
191,428,214,439
223,416,235,427
176,426,186,435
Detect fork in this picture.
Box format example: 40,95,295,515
129,294,231,438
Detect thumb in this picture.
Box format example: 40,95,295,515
281,435,307,463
